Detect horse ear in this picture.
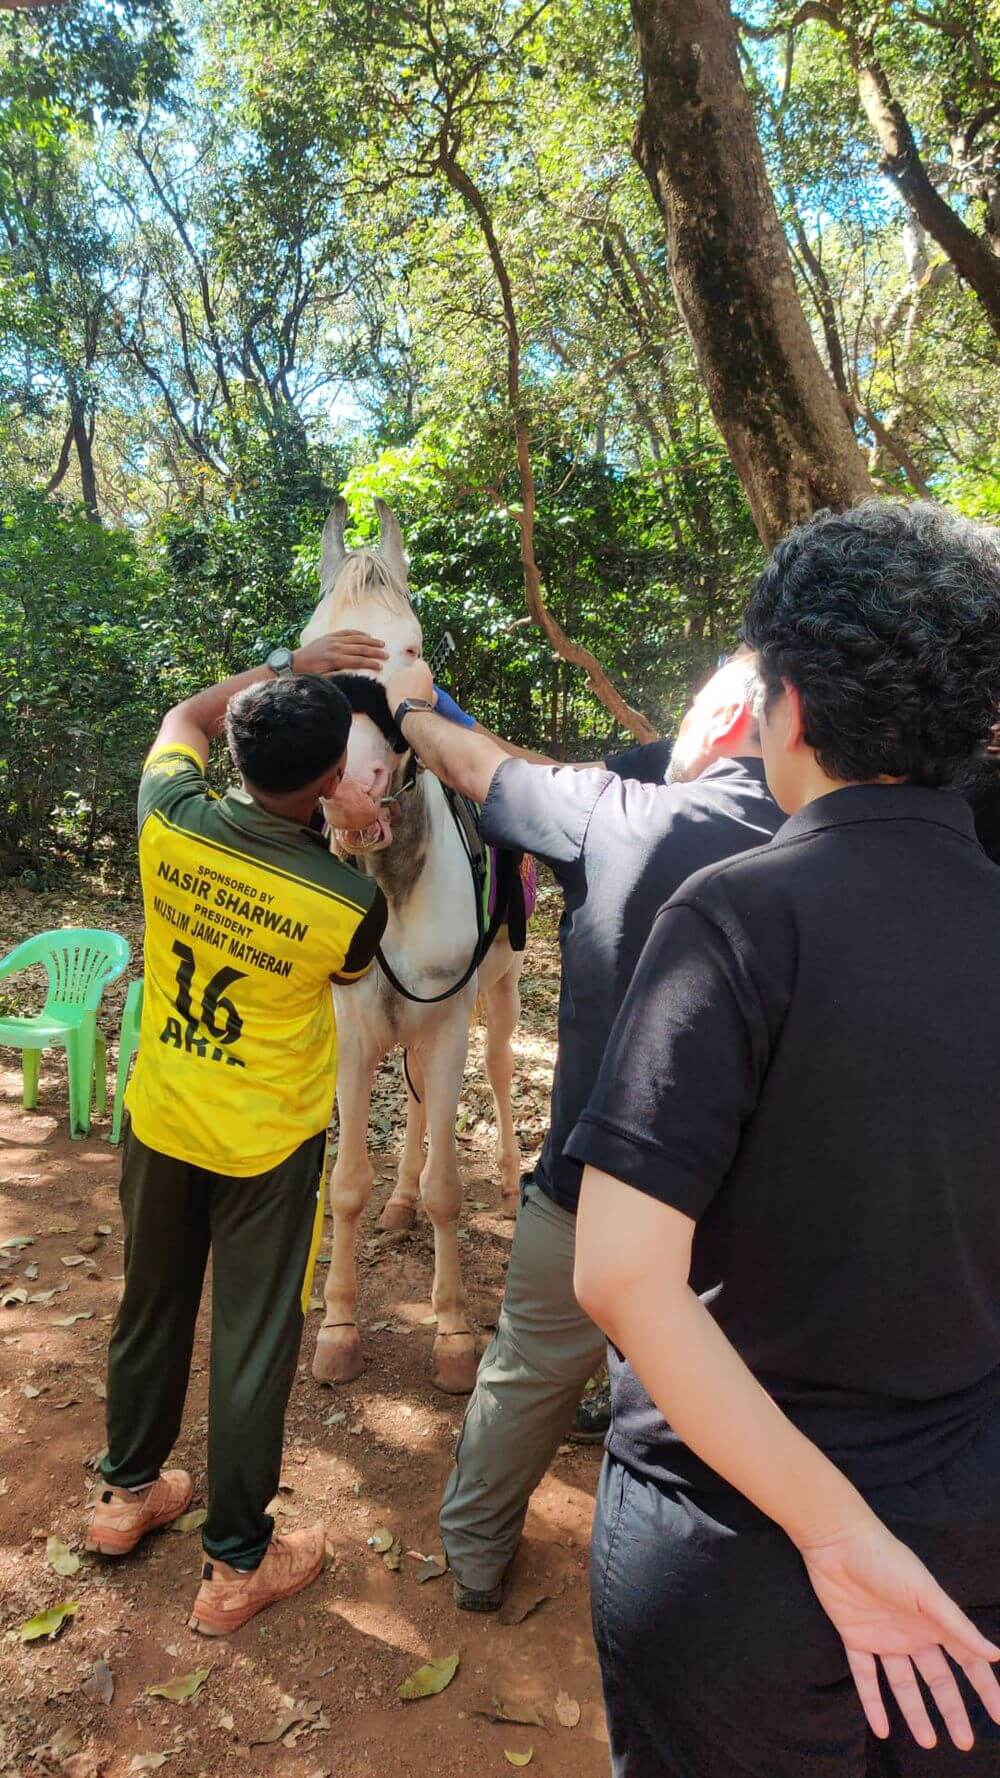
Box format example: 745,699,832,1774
375,498,408,583
319,498,348,593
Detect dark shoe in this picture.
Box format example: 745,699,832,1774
568,1378,611,1445
453,1575,505,1613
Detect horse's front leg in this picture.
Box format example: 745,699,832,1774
415,1009,477,1395
313,1021,380,1386
379,1052,425,1232
480,954,524,1218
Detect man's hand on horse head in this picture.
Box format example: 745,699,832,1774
386,660,436,712
322,777,382,832
294,631,388,676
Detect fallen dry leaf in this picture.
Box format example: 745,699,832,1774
366,1526,394,1553
46,1535,81,1578
217,1712,235,1733
23,1383,45,1399
20,1600,79,1642
82,1658,115,1705
49,1395,82,1410
500,1581,564,1626
414,1555,447,1584
60,1254,87,1267
0,1235,33,1250
504,1751,533,1767
127,1756,169,1776
250,1705,319,1746
28,1284,69,1303
61,1754,103,1778
147,1667,211,1703
96,1224,113,1236
555,1690,581,1728
399,1651,459,1701
167,1508,207,1535
52,1312,94,1326
24,1263,39,1279
472,1696,545,1728
1,1286,28,1307
46,1726,82,1759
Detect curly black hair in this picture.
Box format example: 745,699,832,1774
742,501,1000,786
225,674,352,793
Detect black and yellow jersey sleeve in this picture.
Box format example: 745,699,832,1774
127,757,379,1176
137,744,213,833
334,888,388,982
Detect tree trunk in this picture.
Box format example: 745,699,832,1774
852,55,1000,340
67,375,101,524
631,0,873,547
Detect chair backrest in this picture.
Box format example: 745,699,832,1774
2,928,131,1013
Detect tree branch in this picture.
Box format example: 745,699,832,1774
433,131,655,741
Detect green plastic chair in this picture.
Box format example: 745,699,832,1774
0,928,130,1138
110,976,143,1145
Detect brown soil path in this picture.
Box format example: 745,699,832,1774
0,888,608,1778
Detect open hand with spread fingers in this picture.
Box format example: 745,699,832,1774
801,1517,1000,1751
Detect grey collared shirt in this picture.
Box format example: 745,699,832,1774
481,755,783,1212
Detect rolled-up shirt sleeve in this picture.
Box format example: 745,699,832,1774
565,902,770,1220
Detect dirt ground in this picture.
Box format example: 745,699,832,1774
0,886,608,1778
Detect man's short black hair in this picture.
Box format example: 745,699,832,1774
743,500,1000,787
225,674,352,793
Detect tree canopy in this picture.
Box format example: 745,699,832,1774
0,0,997,869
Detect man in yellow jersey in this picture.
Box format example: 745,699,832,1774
86,629,389,1636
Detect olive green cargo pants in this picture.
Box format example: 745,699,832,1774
439,1180,607,1591
101,1122,325,1569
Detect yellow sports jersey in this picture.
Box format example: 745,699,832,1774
126,744,379,1175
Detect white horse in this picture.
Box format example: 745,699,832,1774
303,498,524,1395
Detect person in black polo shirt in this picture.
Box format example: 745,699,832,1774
569,500,1000,1776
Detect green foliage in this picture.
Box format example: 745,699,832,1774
0,489,161,866
0,0,998,875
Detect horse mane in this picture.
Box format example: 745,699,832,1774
326,549,413,617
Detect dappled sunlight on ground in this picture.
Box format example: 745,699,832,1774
0,882,607,1778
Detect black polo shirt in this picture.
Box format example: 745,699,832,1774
568,782,1000,1492
480,755,782,1212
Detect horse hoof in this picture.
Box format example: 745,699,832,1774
379,1200,417,1232
313,1326,364,1385
499,1191,519,1221
431,1335,477,1395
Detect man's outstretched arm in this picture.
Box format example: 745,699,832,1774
387,664,508,804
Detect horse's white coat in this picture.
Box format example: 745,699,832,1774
305,504,523,1394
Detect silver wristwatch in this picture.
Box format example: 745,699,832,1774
266,646,295,679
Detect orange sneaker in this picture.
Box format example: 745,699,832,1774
85,1469,194,1556
188,1524,326,1636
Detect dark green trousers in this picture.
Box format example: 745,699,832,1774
101,1122,326,1569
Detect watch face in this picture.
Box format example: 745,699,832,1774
267,647,293,673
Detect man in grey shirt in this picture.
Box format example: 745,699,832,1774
385,652,783,1608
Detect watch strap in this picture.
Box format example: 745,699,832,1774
393,697,437,731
